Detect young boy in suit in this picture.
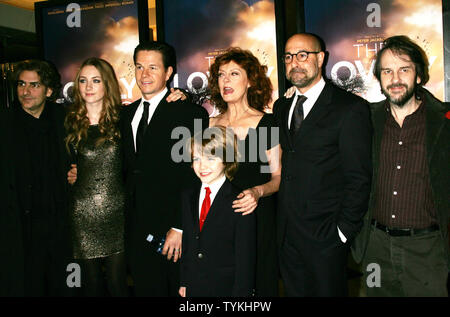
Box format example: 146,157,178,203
179,126,256,297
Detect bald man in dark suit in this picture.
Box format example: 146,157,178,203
273,33,372,296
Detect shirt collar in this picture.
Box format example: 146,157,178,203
201,175,226,196
141,87,168,107
295,77,325,102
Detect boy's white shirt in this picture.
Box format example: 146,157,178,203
198,175,227,217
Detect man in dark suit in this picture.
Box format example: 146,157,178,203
0,60,71,296
273,33,372,296
121,41,209,296
352,36,449,297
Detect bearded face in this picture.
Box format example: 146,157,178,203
379,49,421,107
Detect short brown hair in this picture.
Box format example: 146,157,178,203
208,47,272,113
190,126,239,180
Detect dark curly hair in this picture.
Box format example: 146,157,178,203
373,35,429,86
14,59,62,102
208,47,272,113
65,57,121,152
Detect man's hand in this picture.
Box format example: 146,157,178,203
166,88,187,102
284,86,296,98
162,228,182,262
67,164,77,185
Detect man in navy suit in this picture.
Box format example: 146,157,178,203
121,41,209,296
273,33,372,296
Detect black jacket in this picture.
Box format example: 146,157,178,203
0,102,72,296
273,82,372,247
180,179,256,297
120,92,209,287
352,87,450,268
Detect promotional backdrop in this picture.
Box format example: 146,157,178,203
158,0,280,113
304,0,445,102
36,0,148,104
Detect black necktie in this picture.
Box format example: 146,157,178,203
136,101,150,153
290,95,307,137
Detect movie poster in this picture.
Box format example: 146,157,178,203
40,0,141,104
161,0,279,114
304,0,445,102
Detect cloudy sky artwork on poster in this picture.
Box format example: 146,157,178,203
163,0,279,111
305,0,444,102
41,1,141,104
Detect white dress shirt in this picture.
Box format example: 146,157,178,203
198,175,227,218
131,87,168,152
288,77,326,129
286,78,347,243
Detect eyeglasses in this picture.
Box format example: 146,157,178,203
283,51,320,64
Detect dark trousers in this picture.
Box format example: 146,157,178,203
255,200,279,297
280,226,349,297
23,218,63,296
363,226,448,297
129,244,179,297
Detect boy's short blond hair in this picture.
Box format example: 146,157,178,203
190,126,239,180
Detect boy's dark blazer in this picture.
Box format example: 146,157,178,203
180,179,256,297
120,91,209,295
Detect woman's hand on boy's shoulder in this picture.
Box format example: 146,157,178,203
232,186,262,215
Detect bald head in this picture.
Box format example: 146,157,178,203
286,33,323,53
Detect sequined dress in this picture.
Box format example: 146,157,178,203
70,125,125,259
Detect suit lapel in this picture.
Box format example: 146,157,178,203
147,91,171,129
280,96,294,149
425,101,445,165
293,83,333,144
125,99,141,156
190,186,201,233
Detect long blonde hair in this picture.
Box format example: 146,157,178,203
65,57,121,151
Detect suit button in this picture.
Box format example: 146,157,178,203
289,150,295,153
198,253,203,259
133,169,141,174
285,176,291,181
24,210,31,215
195,236,200,240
